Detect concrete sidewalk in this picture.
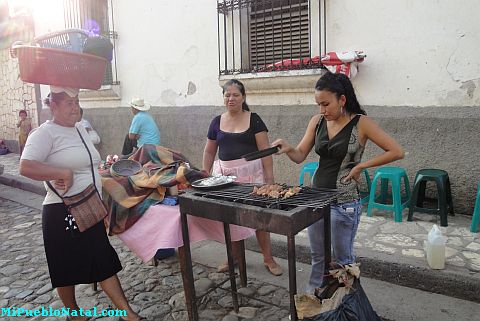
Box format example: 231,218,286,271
1,152,479,304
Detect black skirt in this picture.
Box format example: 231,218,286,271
42,203,122,288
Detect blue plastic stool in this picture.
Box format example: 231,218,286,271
367,166,410,222
299,162,318,186
299,162,371,205
470,181,480,233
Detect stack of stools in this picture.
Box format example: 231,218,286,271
470,181,480,233
407,169,454,227
367,166,411,222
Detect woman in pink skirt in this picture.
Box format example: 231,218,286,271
202,79,282,276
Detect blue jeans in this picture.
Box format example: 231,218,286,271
306,199,362,293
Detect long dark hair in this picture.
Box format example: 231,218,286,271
315,72,366,115
222,79,250,111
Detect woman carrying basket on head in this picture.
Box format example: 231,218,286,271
20,86,148,321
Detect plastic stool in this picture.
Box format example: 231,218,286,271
299,162,318,186
367,166,410,222
407,169,454,227
359,169,372,205
470,181,480,233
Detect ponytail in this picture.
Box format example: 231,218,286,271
315,72,366,115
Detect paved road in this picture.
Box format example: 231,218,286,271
1,185,480,321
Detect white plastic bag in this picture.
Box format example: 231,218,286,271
426,224,446,269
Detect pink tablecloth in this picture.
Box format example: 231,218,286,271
116,204,255,262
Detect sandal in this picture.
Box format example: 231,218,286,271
217,261,238,273
264,261,283,276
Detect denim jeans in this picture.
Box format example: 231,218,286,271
306,199,362,293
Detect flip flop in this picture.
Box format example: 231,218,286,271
217,261,238,273
264,262,283,276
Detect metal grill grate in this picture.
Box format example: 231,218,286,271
185,183,341,211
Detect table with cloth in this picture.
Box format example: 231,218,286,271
101,144,255,262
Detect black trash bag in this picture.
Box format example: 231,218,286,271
83,36,113,61
308,279,382,321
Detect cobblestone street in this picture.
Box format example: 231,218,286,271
0,196,295,321
2,150,480,321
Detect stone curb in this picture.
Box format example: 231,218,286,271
0,173,46,196
246,236,480,304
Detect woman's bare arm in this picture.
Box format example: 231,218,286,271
255,131,274,184
202,139,218,174
272,115,320,164
19,160,73,192
345,116,404,181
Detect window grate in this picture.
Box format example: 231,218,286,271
63,0,118,86
217,0,326,75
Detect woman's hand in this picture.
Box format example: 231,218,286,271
344,165,363,183
271,139,292,154
53,169,74,193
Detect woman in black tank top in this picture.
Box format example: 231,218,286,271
272,72,404,292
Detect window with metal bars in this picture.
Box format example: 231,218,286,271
217,0,326,75
63,0,118,86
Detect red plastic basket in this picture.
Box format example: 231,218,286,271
16,46,107,90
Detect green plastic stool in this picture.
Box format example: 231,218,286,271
470,181,480,233
359,169,372,205
299,162,371,204
407,169,454,227
367,166,410,222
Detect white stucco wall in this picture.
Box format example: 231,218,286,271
114,0,222,107
29,0,480,107
328,0,480,107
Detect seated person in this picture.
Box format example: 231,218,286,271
128,98,160,148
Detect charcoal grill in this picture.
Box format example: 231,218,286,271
177,183,342,321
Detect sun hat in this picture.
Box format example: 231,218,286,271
129,98,150,111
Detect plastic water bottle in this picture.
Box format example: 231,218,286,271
425,224,446,269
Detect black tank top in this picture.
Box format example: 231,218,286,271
313,114,365,203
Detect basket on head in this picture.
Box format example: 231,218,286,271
110,159,143,177
16,46,107,89
33,29,90,53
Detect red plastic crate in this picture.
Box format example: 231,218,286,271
16,46,107,90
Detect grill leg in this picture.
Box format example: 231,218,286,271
179,211,198,321
287,234,298,321
238,240,247,287
223,223,240,312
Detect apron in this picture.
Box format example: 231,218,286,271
212,158,265,184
